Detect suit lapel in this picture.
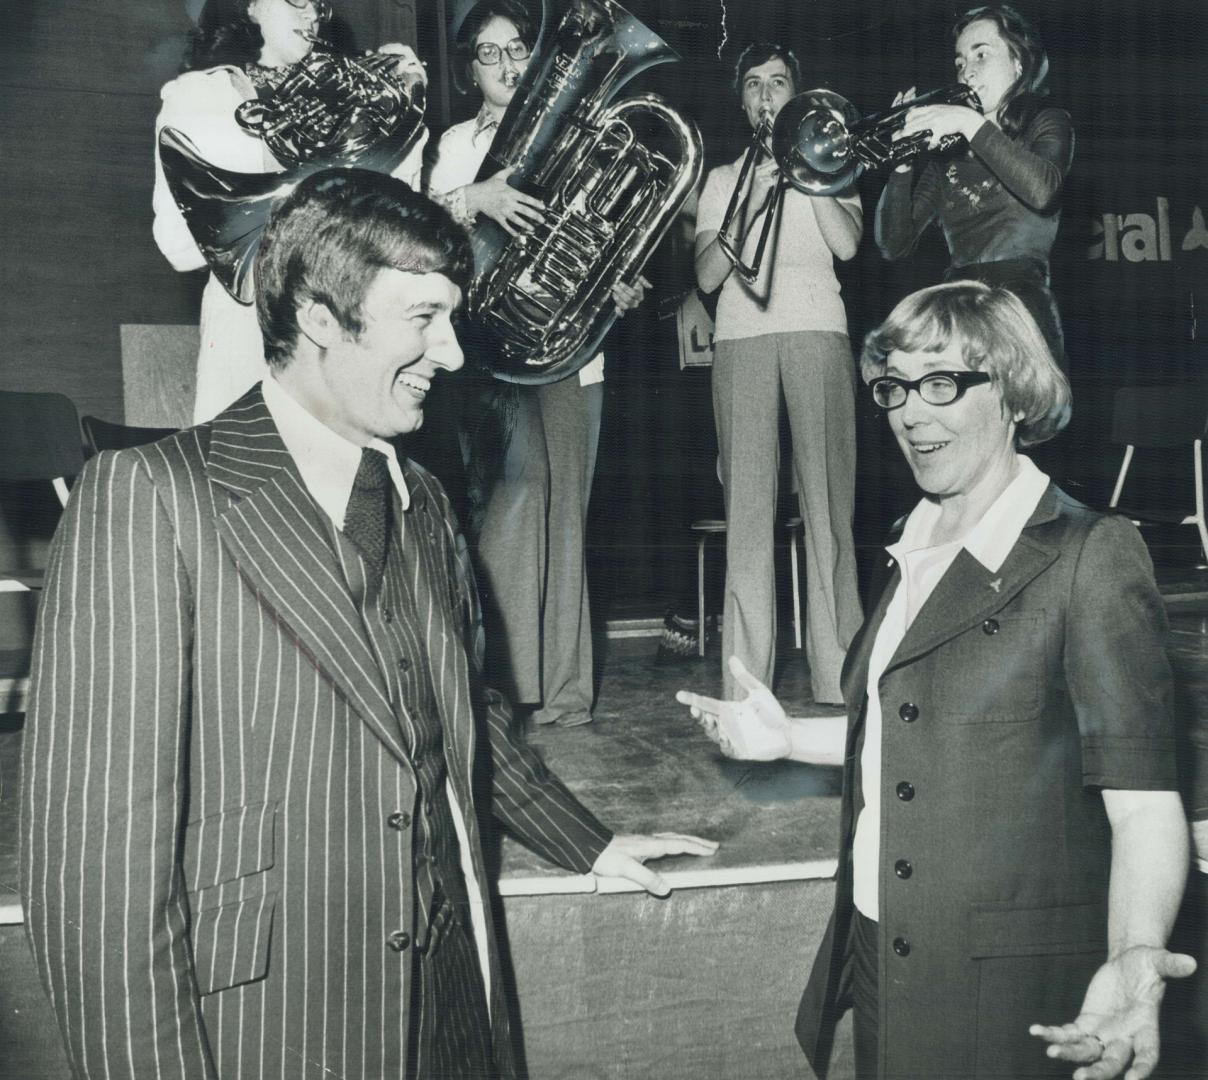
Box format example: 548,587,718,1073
395,463,478,789
207,389,410,763
885,484,1062,674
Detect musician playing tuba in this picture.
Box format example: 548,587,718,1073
876,4,1073,374
694,41,864,708
427,0,646,729
152,0,429,423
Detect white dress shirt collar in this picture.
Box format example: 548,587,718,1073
888,453,1050,575
261,374,410,529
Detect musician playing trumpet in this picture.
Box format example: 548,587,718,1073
876,3,1074,372
694,42,863,708
152,0,429,424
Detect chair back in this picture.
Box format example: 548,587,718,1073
81,415,177,456
1111,383,1208,448
0,390,85,483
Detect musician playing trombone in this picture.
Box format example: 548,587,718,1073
694,41,864,708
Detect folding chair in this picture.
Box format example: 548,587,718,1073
0,390,85,510
0,390,85,706
81,414,176,456
1108,383,1208,565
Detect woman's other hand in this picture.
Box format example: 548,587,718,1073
1029,945,1196,1080
747,158,780,210
465,166,546,235
677,655,792,761
897,102,985,149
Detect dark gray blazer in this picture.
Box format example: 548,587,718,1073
796,484,1178,1080
20,388,611,1079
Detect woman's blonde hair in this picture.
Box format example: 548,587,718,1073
862,281,1071,447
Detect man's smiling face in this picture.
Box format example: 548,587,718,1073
303,268,464,444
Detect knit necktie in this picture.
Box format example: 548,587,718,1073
344,447,393,586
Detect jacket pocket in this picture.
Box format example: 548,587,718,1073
184,801,276,892
968,900,1104,958
191,889,277,996
969,902,1105,1077
935,612,1047,723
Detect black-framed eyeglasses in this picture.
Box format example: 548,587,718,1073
474,38,530,65
869,370,992,410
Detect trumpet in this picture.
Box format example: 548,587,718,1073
716,84,981,283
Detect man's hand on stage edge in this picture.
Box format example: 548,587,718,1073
591,833,719,896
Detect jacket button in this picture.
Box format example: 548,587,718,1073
982,618,999,635
892,936,911,957
387,811,411,830
397,656,411,673
387,930,411,952
896,781,915,801
898,702,919,723
894,858,913,879
383,609,394,624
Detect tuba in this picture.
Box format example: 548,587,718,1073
468,0,703,384
158,45,426,304
717,84,981,283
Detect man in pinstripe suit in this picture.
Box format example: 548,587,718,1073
20,169,715,1079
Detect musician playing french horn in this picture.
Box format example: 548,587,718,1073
694,41,863,709
153,0,429,424
428,0,646,730
876,4,1074,373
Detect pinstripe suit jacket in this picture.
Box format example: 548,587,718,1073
20,388,612,1079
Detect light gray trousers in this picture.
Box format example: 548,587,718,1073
712,331,863,703
476,376,602,721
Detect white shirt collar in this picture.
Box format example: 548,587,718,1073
472,105,500,145
261,374,410,529
889,454,1050,574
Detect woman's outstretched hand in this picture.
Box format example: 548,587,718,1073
677,655,792,761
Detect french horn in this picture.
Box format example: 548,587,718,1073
467,0,703,384
158,46,426,304
718,84,981,283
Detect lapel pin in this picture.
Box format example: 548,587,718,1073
989,577,1002,593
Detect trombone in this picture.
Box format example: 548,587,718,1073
715,84,981,284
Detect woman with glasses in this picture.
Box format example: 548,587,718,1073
428,0,644,729
680,281,1193,1080
876,5,1073,372
153,0,428,423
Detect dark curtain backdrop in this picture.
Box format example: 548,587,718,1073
1,0,1206,615
579,0,1208,618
